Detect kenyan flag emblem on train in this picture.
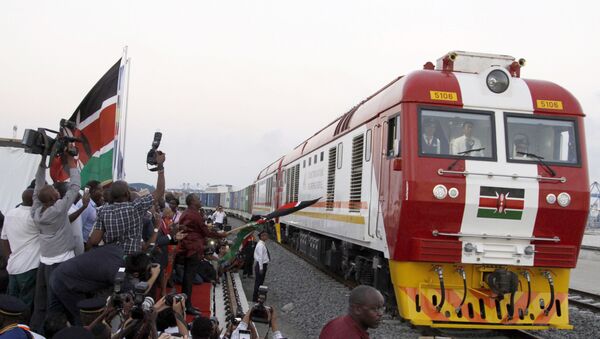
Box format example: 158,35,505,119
477,186,525,220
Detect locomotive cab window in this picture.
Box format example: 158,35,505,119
419,108,496,160
505,114,579,165
386,115,401,157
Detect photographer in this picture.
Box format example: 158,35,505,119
86,151,166,255
114,293,189,339
231,306,284,339
30,150,80,333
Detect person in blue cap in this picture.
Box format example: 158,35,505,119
0,294,34,338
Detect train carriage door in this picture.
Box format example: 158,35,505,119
364,128,377,239
379,113,401,239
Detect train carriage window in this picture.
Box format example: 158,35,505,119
505,115,579,165
321,151,324,162
419,108,495,160
309,157,311,166
386,115,401,157
365,129,372,162
314,154,318,164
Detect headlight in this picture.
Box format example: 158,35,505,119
524,245,534,255
433,184,448,200
557,192,571,207
546,193,556,204
464,242,474,253
486,69,510,93
448,187,459,199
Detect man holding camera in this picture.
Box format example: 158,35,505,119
29,150,80,333
86,151,166,254
231,305,285,339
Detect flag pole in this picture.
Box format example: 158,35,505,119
114,46,131,181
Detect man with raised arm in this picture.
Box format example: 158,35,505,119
29,151,80,333
86,151,166,255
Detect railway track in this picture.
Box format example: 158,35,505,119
275,238,549,339
569,288,600,312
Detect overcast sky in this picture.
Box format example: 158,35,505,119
1,0,599,190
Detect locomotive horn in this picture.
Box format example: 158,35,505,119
518,58,526,67
448,52,457,61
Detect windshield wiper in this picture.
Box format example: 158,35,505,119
447,147,486,170
517,152,556,177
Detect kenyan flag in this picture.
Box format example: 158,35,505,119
477,186,525,220
50,58,125,185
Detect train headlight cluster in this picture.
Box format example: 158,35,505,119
448,187,459,199
486,69,509,93
557,192,571,207
433,184,448,200
546,193,557,205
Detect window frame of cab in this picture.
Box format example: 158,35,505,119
503,112,582,168
417,105,497,162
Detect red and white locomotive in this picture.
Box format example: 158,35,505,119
204,51,589,329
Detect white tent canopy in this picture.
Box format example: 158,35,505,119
0,145,40,214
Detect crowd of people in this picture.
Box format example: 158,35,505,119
0,147,386,339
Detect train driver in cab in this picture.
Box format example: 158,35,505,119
421,119,441,154
450,121,483,156
512,133,530,159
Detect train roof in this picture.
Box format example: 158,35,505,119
273,51,584,167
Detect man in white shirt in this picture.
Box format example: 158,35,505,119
253,231,271,302
211,206,227,230
450,121,483,156
0,188,40,309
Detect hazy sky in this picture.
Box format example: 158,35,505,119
1,0,599,189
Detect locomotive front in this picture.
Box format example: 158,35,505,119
386,52,589,329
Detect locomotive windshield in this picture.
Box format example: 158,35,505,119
505,115,579,165
419,109,495,160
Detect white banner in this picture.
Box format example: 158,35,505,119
0,147,40,214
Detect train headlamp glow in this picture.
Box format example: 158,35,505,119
546,193,556,204
433,184,448,199
486,69,509,93
557,192,571,207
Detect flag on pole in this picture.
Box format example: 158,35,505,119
219,198,320,267
261,198,321,220
50,49,130,184
219,221,259,265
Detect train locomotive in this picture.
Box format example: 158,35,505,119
200,51,590,330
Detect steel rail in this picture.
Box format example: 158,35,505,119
569,288,600,313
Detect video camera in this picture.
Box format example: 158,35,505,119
146,132,162,171
250,285,271,324
22,119,81,168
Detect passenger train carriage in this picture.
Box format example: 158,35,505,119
201,51,590,330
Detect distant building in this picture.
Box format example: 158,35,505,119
204,184,233,194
